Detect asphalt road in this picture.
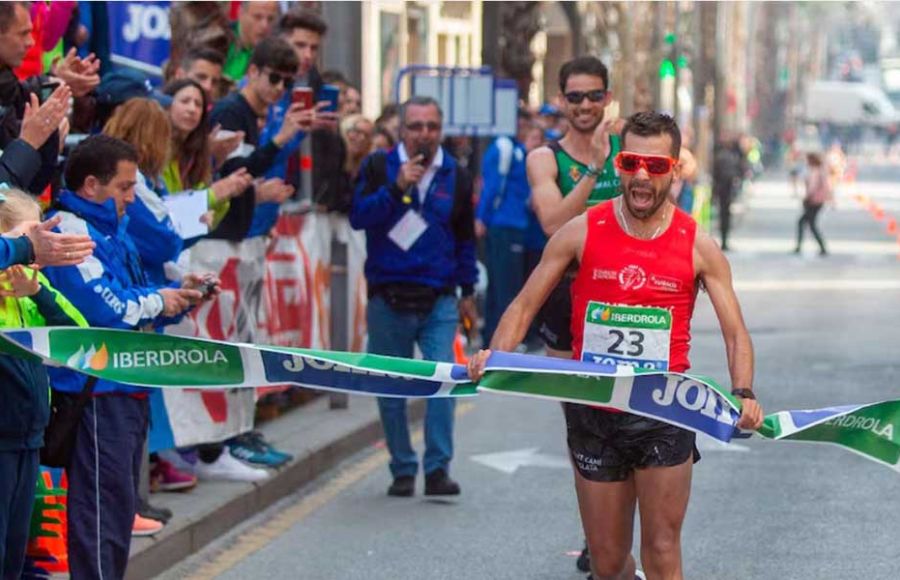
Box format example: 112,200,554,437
163,158,900,580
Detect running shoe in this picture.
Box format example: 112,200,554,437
132,514,164,537
195,450,270,482
227,432,291,467
576,542,591,572
150,458,198,492
137,498,172,524
245,431,293,464
585,572,645,580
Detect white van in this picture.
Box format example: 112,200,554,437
802,81,898,127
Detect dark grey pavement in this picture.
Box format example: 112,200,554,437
154,159,900,579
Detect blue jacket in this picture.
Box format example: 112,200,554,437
127,171,183,286
349,147,477,294
43,191,167,395
475,136,531,230
248,89,305,237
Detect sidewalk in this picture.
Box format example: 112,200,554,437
127,394,424,579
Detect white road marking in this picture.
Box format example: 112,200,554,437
470,448,570,474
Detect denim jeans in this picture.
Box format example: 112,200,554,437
368,294,458,478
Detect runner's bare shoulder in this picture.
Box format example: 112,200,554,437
551,212,589,261
526,146,559,181
693,228,730,279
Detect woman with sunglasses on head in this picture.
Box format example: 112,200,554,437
469,111,764,580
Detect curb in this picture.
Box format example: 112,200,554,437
127,399,425,579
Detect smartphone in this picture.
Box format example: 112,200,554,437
291,86,314,110
319,84,341,113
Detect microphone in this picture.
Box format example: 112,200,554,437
402,146,431,204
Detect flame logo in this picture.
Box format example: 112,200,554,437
66,343,110,371
600,308,611,322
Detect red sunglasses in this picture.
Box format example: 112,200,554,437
614,152,678,176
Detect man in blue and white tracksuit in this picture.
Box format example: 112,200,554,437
42,136,205,580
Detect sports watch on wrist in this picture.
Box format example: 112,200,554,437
584,163,600,178
731,388,756,400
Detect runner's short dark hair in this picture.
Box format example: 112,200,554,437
278,9,327,36
621,111,682,158
249,36,299,74
559,56,609,93
65,135,139,191
181,46,224,69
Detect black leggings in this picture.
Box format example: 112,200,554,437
797,201,826,254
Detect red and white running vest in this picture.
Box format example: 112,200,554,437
571,200,698,374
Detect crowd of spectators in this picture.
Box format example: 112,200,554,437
0,1,602,578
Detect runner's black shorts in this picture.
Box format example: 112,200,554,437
537,267,575,351
563,403,701,482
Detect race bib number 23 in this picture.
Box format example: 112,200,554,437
581,302,672,371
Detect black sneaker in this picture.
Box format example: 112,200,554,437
137,498,172,524
387,475,415,497
576,542,591,572
424,469,460,496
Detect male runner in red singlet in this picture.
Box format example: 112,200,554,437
469,111,764,580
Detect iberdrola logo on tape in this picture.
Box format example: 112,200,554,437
50,329,244,386
67,342,229,370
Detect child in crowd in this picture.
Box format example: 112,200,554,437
0,188,87,580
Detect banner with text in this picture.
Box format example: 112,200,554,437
1,328,897,473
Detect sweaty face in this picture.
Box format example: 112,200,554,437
240,1,278,47
618,134,679,220
400,104,442,163
560,74,609,135
94,161,138,219
284,28,320,77
169,86,204,134
0,4,34,69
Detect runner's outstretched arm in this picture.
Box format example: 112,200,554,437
695,232,764,429
467,216,586,381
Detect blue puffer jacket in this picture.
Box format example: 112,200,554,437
349,146,477,294
42,190,166,395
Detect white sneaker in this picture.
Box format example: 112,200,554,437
195,451,270,482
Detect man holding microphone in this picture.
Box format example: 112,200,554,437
350,96,477,498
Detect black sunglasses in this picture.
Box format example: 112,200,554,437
564,89,607,104
405,121,441,133
266,70,295,89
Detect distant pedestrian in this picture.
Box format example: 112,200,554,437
794,152,832,256
712,137,745,251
